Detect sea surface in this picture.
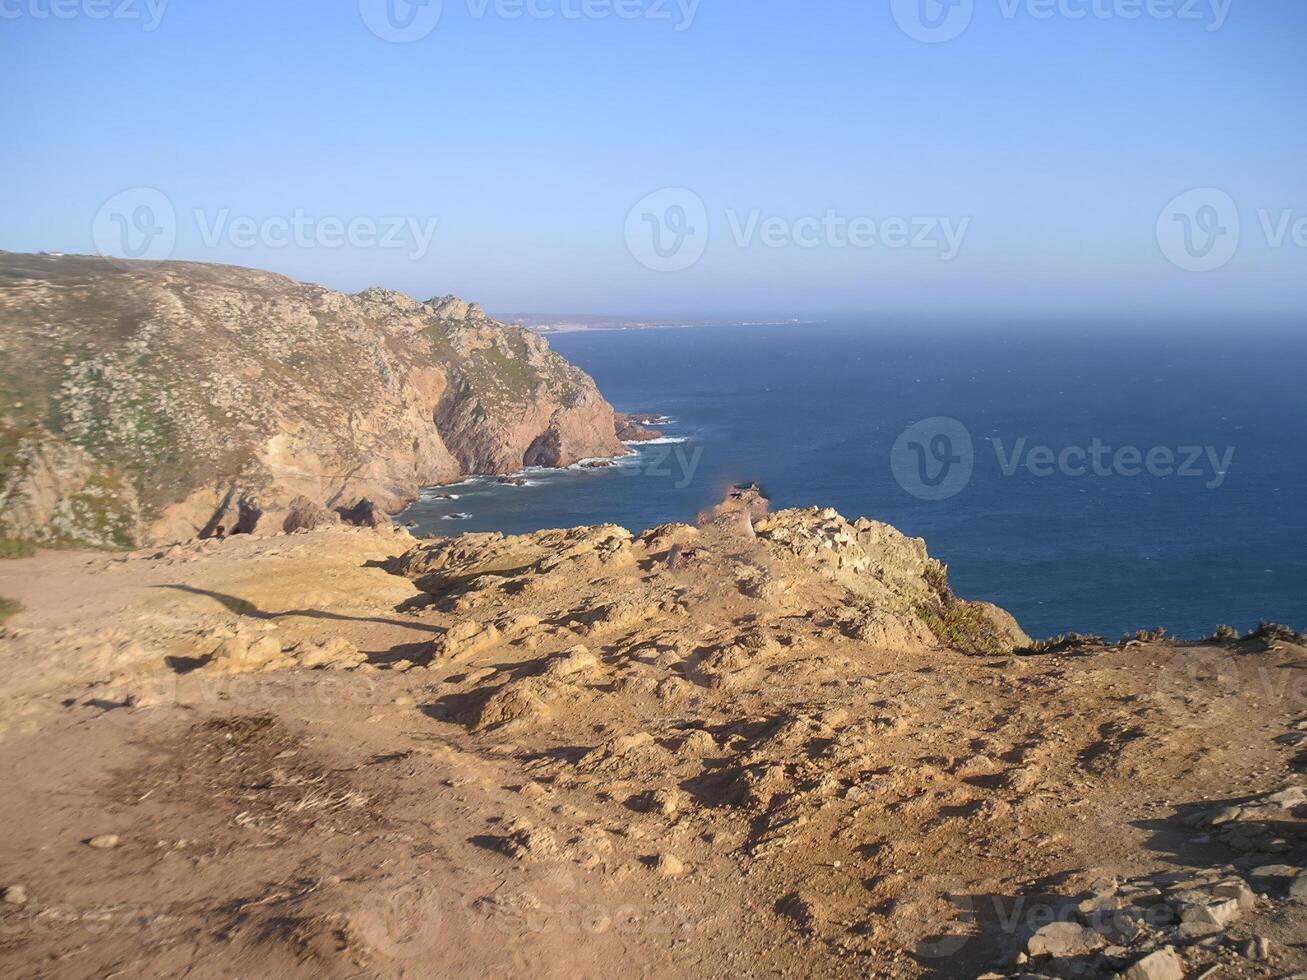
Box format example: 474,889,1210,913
400,320,1307,639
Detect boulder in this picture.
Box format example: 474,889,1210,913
1122,947,1184,980
283,495,340,534
337,498,388,528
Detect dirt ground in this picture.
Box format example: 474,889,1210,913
1,514,1304,979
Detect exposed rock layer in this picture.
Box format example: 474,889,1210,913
0,252,626,547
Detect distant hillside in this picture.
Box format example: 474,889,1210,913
0,252,627,548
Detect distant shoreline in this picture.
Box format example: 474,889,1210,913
500,316,818,334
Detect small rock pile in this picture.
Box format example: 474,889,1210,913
1005,860,1303,979
1183,785,1307,855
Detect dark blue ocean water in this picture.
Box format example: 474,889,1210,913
401,321,1307,639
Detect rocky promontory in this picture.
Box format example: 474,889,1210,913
0,252,627,548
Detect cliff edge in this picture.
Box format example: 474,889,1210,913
0,252,626,548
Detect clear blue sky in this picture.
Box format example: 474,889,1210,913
2,0,1304,317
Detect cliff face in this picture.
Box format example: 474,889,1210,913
0,252,627,548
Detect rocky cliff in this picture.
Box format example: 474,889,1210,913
0,252,627,549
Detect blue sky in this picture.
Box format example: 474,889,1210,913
1,0,1304,317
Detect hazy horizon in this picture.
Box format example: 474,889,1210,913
3,1,1305,318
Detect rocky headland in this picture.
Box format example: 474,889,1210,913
0,252,627,549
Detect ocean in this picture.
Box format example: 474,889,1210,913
399,320,1307,640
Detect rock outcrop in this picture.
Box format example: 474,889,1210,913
391,492,1031,667
0,252,627,548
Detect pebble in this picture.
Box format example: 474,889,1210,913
2,884,28,906
87,834,121,849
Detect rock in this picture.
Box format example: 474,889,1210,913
282,495,341,534
433,621,501,661
1026,921,1103,958
676,730,718,756
500,819,558,860
1209,805,1243,825
336,498,388,528
1211,880,1256,911
540,645,600,680
1250,864,1299,883
1291,875,1307,901
1178,896,1240,928
653,853,685,876
473,679,554,732
87,834,120,849
1122,947,1185,980
293,637,367,670
1241,937,1272,960
209,634,289,673
2,884,28,906
0,253,626,550
614,413,662,442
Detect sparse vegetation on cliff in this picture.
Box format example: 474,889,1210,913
0,252,626,549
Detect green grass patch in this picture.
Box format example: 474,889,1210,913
918,601,1014,657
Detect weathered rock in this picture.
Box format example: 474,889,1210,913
283,495,340,534
540,645,600,680
653,853,685,876
1122,947,1185,980
337,498,388,528
473,679,555,732
1026,920,1104,958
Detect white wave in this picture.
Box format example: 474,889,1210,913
624,436,689,446
441,512,473,521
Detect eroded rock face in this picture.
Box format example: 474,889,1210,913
392,497,1030,661
0,252,626,548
